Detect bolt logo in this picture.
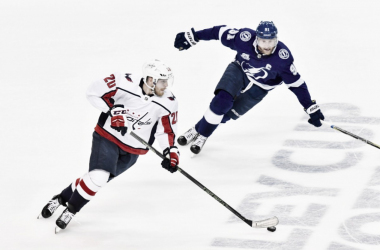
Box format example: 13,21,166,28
240,31,251,42
279,49,289,59
241,61,268,80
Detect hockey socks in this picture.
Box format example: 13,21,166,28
60,178,80,204
195,90,233,137
60,170,110,213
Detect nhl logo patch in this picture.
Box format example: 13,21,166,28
279,49,289,59
240,31,251,42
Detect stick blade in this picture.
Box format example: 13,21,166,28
251,216,279,228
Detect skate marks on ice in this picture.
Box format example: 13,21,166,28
211,103,380,249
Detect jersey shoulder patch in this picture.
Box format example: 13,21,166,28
275,41,294,62
153,90,178,113
238,28,256,43
125,73,133,82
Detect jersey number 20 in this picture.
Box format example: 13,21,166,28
104,74,116,88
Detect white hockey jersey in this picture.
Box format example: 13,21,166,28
86,72,178,155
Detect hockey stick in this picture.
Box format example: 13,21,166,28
127,129,279,231
322,121,380,150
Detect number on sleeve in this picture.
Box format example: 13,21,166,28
104,74,116,88
170,111,178,125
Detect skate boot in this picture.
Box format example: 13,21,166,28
177,126,198,146
190,134,208,154
55,203,76,232
39,194,65,219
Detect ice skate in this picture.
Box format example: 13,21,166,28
190,134,208,154
38,194,64,219
55,204,76,233
177,126,198,146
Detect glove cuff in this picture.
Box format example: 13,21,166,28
113,104,124,109
191,28,199,42
163,146,180,156
305,100,320,114
185,28,198,46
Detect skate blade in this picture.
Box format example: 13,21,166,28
55,227,62,234
190,153,196,158
37,213,42,219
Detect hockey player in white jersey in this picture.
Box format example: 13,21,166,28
38,59,180,232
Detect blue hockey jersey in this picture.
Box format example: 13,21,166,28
195,25,313,109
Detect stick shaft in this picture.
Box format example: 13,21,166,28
331,125,380,150
129,131,253,226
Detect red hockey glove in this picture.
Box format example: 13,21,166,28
108,104,128,136
161,146,180,173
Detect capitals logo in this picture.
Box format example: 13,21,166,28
125,73,133,82
241,61,268,80
168,93,176,101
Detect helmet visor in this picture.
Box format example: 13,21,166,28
153,74,174,89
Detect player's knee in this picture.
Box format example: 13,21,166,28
210,90,234,115
88,169,110,187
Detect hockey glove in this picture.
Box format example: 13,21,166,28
109,104,128,136
174,28,199,51
305,100,325,127
161,146,180,173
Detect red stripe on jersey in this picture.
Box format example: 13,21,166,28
101,90,117,108
95,125,149,155
79,179,96,196
161,115,175,146
75,178,80,187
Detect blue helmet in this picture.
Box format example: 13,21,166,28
256,21,277,39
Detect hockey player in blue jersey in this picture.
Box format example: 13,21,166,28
174,21,325,154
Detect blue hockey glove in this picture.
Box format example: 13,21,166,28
305,100,325,127
108,104,128,136
174,28,199,51
161,146,179,173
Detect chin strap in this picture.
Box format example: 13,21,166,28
143,79,156,95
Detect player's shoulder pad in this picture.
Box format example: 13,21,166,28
153,90,178,113
274,41,294,63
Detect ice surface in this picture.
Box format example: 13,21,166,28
1,0,380,249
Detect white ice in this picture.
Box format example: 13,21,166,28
1,1,380,249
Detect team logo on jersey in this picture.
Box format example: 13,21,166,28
279,49,289,59
124,111,152,130
240,31,251,42
241,61,269,80
125,73,133,82
241,53,250,60
168,94,176,101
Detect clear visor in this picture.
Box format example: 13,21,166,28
153,74,174,89
257,37,277,49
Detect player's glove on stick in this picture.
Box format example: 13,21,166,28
305,100,325,127
161,146,180,173
109,104,128,136
174,28,199,51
